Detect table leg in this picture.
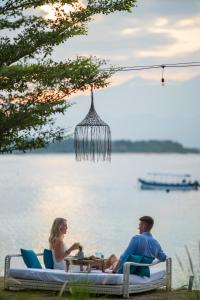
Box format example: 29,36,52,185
86,263,91,272
65,261,70,272
80,263,83,272
102,260,105,272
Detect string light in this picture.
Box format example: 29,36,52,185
102,61,200,85
161,65,165,86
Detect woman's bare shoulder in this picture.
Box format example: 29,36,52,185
52,238,64,248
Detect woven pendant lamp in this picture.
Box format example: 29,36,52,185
74,86,111,162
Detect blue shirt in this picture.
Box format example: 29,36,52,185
120,232,166,262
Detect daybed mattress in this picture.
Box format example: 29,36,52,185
9,268,165,285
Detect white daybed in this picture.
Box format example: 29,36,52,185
4,253,172,298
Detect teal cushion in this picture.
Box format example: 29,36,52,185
117,255,142,274
20,249,42,269
43,249,54,269
135,256,154,277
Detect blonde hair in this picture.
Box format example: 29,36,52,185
49,218,67,249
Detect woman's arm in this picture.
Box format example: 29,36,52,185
53,240,79,261
66,243,80,256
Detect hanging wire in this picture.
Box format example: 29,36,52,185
102,61,200,72
101,61,200,86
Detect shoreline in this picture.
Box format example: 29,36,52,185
1,152,200,155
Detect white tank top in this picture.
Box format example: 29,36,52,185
52,242,80,272
52,243,68,270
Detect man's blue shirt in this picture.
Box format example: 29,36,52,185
120,232,166,263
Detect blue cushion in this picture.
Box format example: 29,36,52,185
117,255,142,274
43,249,54,269
135,256,154,277
20,249,42,269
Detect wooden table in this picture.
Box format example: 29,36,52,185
64,257,105,273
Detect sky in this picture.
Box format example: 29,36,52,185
42,0,200,148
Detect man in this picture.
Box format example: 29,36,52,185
112,216,166,273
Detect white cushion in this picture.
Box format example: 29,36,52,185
9,268,165,285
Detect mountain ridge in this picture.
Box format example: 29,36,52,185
31,139,200,154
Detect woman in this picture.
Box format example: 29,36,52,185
49,217,80,270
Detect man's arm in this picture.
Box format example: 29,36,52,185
112,236,139,273
156,242,167,262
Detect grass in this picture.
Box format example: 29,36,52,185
0,278,200,300
175,242,200,300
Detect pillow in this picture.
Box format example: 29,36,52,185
20,249,42,269
135,256,154,277
117,255,142,274
43,249,54,269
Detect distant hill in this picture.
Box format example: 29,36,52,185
31,139,200,154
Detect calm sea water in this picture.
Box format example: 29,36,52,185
0,153,200,287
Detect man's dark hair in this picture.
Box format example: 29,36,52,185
139,216,154,229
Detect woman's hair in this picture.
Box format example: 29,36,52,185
49,218,67,249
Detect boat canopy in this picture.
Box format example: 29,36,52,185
147,172,191,178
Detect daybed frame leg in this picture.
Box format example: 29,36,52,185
166,257,172,291
123,264,130,298
4,255,11,290
188,275,194,291
123,285,130,299
123,293,129,298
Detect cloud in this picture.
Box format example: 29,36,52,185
154,17,169,27
110,73,135,87
120,28,141,36
43,3,200,86
136,15,200,58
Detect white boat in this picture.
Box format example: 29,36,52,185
138,173,199,192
